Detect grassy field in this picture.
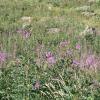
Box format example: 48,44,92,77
0,0,100,100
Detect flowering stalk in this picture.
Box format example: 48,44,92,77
45,52,56,65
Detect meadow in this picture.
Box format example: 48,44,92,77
0,0,100,100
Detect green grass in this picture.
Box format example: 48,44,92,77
0,0,100,100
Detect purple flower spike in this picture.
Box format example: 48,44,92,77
76,44,81,50
46,52,56,64
86,55,95,66
46,52,53,58
0,52,7,62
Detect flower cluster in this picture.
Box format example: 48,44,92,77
45,52,56,64
0,52,7,63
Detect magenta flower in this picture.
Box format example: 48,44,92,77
86,55,95,66
17,29,30,38
76,43,81,50
45,52,56,64
0,52,7,62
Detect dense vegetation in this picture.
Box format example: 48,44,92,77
0,0,100,100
